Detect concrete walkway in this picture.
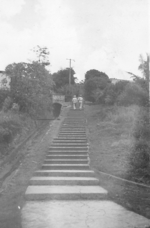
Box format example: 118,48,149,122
22,109,150,228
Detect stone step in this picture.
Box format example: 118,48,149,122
64,120,85,122
57,135,87,138
62,125,86,127
48,149,88,152
60,128,86,130
52,141,88,144
59,134,86,137
25,185,107,200
59,133,86,135
61,125,85,127
59,131,86,136
63,120,85,122
59,130,86,134
65,116,85,118
62,124,85,126
46,155,88,159
53,139,87,142
61,126,85,127
47,152,88,155
59,131,86,133
41,164,90,170
60,131,86,133
34,170,95,177
62,126,86,128
56,137,87,140
44,159,88,164
51,146,88,149
53,142,88,145
51,143,88,146
58,133,86,135
29,176,99,185
49,147,88,151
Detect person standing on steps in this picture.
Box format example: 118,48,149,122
78,95,84,110
72,95,78,109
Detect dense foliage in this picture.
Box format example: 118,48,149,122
84,69,110,102
5,61,54,117
52,68,76,90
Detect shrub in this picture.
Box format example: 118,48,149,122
130,139,150,169
133,108,150,141
129,108,150,175
0,127,12,144
11,103,20,113
117,82,148,106
2,96,13,112
0,89,10,110
5,62,54,118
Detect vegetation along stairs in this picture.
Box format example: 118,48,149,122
22,109,150,227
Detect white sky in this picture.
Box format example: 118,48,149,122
0,0,149,81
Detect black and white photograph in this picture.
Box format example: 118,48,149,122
0,0,149,227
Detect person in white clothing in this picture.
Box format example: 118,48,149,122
72,95,78,109
78,95,84,109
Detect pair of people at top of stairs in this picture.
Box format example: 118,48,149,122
72,95,84,110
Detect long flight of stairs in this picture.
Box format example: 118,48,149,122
25,109,107,200
23,109,150,228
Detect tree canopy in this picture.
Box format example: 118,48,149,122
85,69,109,81
5,61,54,117
52,68,76,90
84,69,110,102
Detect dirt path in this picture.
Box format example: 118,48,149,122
0,106,70,228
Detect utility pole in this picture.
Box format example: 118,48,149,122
66,58,75,85
147,54,150,121
147,54,150,105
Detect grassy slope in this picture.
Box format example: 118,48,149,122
0,110,50,160
85,104,146,180
85,104,150,219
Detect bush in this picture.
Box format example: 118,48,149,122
117,82,148,106
129,108,150,175
133,108,150,141
0,89,10,110
5,62,54,118
84,77,109,102
0,127,12,144
11,103,20,113
130,139,150,169
2,96,13,112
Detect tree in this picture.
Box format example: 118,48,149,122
52,68,76,91
32,45,50,67
117,82,148,106
56,82,84,101
138,54,149,81
5,62,54,117
85,69,109,81
84,69,110,102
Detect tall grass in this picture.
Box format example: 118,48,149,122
103,105,150,182
105,105,140,124
0,110,36,157
129,107,150,182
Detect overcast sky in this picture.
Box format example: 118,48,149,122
0,0,149,80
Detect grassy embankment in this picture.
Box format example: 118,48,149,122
0,110,51,161
85,104,150,185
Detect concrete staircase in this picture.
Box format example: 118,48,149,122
22,109,150,228
25,109,107,201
